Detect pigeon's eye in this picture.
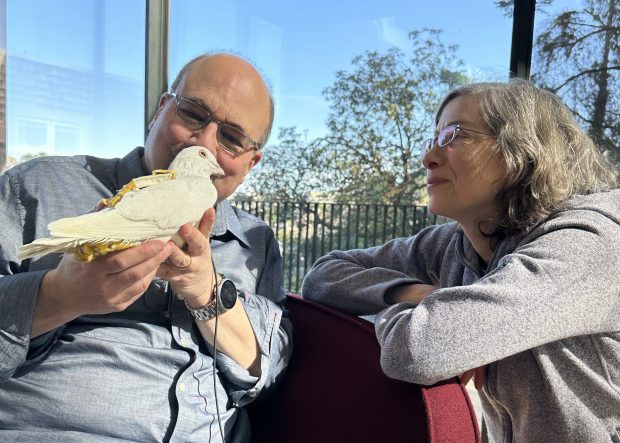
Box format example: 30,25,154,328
199,150,208,158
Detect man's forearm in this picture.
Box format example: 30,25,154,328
195,301,261,376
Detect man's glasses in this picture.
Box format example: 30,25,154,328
166,92,261,157
419,124,491,157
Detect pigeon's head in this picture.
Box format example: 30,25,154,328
169,146,224,179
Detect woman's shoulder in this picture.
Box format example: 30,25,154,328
554,189,620,225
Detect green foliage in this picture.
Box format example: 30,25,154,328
532,0,620,166
237,127,329,202
319,29,469,205
242,28,469,205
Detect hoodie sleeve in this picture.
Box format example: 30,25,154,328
375,205,620,385
302,223,459,315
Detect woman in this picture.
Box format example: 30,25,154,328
302,80,620,442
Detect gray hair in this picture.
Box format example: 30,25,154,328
436,79,618,238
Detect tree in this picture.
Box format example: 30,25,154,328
240,29,469,206
236,126,328,202
319,29,469,205
499,0,620,166
537,0,620,165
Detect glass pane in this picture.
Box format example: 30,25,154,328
169,0,513,201
3,0,146,170
1,0,6,169
531,0,620,166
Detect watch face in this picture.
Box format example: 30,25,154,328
219,280,238,309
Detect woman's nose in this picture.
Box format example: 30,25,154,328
422,145,441,169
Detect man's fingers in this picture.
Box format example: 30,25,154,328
114,267,161,309
99,240,170,274
198,208,216,238
159,244,193,276
102,241,172,294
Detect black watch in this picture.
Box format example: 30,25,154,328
185,278,238,321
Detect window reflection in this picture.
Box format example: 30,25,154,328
3,0,145,170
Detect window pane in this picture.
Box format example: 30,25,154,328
3,0,146,170
531,0,620,166
169,0,513,200
17,119,47,150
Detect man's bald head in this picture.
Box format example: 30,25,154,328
170,53,274,146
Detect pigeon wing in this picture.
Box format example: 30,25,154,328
49,177,217,240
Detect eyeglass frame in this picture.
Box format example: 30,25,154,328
165,92,262,157
420,124,492,157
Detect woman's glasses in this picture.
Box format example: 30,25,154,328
419,124,491,157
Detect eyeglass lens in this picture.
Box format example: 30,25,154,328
420,125,459,156
175,97,249,155
437,125,458,147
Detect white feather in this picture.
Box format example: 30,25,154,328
18,146,223,260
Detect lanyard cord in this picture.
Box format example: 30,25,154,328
165,257,225,441
211,255,224,440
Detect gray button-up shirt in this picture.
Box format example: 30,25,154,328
0,148,292,442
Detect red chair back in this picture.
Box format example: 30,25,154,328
247,294,481,443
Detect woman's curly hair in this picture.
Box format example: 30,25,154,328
435,79,619,239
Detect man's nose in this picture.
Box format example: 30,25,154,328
191,121,219,158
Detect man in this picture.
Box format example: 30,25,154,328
0,53,292,442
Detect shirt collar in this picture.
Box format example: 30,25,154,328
117,147,147,190
212,201,251,248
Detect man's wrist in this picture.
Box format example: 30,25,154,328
184,274,237,321
183,274,220,308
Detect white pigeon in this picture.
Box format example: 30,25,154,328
18,146,224,262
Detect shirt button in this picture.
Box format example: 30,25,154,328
179,383,186,392
180,339,188,347
248,388,257,396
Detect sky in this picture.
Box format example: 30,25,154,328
5,0,519,159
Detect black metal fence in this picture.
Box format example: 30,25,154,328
233,200,446,293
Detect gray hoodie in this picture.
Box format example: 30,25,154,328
302,189,620,443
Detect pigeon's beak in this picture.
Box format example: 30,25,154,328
211,164,225,179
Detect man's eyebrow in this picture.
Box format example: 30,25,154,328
187,95,248,133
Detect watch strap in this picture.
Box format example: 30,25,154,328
184,275,231,321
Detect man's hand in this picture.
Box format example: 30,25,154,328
384,283,439,305
157,207,261,374
34,240,173,337
156,208,218,308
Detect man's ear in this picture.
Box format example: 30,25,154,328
148,94,170,130
244,150,263,177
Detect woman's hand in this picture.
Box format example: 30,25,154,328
460,365,487,390
384,283,439,305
